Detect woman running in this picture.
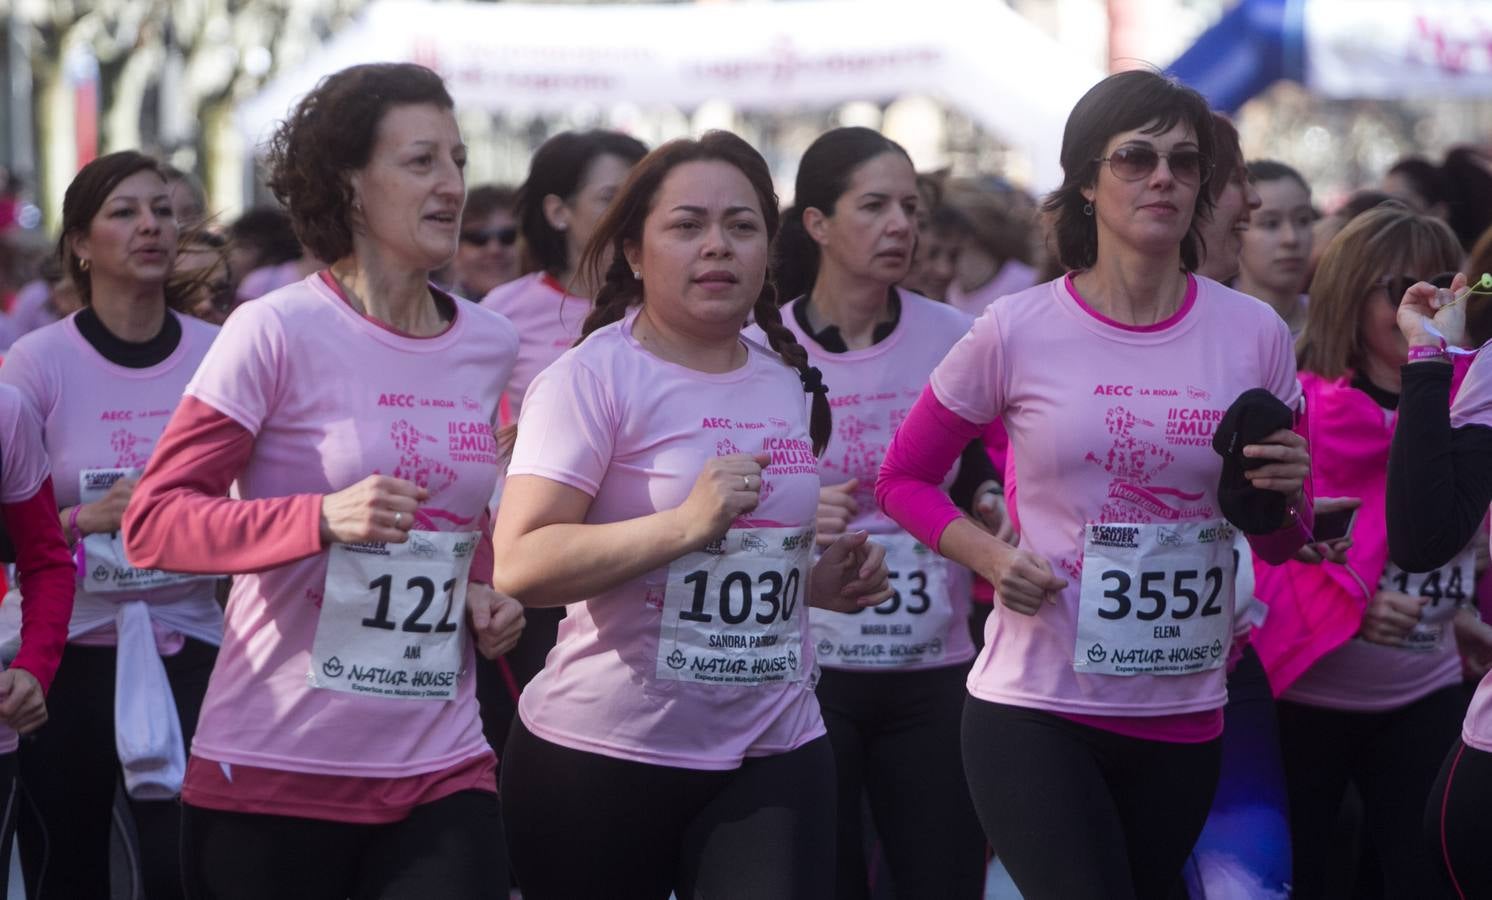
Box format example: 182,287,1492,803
494,130,890,900
0,384,75,899
123,63,525,899
877,70,1314,899
1384,261,1492,896
1254,204,1469,898
772,126,990,899
1,150,222,900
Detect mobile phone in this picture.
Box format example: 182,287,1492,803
1311,507,1357,543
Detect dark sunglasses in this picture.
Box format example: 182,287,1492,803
460,226,518,248
1094,146,1212,186
1375,272,1457,307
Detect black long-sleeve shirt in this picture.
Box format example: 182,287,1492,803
1386,361,1492,571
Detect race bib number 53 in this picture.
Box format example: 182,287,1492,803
657,527,813,686
1073,520,1236,677
309,530,479,701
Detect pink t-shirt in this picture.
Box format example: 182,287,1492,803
0,383,56,753
0,312,220,640
183,274,518,778
1270,372,1461,712
1446,351,1492,751
929,274,1300,718
947,260,1039,319
778,290,977,671
481,272,591,421
509,309,824,770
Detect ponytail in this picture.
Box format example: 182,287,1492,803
772,205,821,303
752,286,831,455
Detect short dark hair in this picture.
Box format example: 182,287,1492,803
58,150,165,305
774,127,912,301
515,130,647,277
1041,70,1216,272
463,184,517,227
229,206,301,267
1387,156,1450,210
577,131,832,456
1247,159,1311,196
266,63,454,264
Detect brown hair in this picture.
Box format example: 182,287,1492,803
1042,70,1216,272
1298,205,1462,379
943,179,1033,266
58,150,192,309
463,184,518,227
515,130,648,277
577,130,831,454
266,63,453,264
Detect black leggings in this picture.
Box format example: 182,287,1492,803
18,638,215,900
962,697,1222,900
181,789,505,899
816,664,984,899
1426,737,1492,899
501,716,835,899
1278,685,1467,899
0,752,17,900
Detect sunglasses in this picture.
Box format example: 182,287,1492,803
1375,272,1458,307
1094,146,1212,186
460,226,518,248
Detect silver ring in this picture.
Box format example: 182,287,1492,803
742,475,751,491
393,511,403,528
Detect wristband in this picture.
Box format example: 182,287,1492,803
67,505,83,545
1407,344,1451,364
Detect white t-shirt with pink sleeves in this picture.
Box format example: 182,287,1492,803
929,274,1300,717
0,383,53,753
778,289,977,671
183,274,518,778
480,271,591,420
509,308,825,770
0,311,220,641
1446,351,1492,752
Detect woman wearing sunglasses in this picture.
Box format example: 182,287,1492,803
450,185,521,301
1251,205,1477,897
876,70,1313,899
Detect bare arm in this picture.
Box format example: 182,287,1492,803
491,453,770,608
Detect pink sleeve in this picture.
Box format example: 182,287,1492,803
184,298,285,435
876,385,984,549
507,357,615,495
123,395,324,574
0,341,58,424
4,479,73,693
928,299,1007,424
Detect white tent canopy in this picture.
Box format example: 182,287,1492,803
240,0,1104,190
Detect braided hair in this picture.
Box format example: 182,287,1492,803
576,131,832,455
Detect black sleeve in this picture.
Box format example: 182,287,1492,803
949,438,999,514
1387,362,1492,571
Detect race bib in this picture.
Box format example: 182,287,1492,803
1074,520,1236,677
309,530,479,701
813,532,955,668
1379,546,1476,653
657,527,813,686
79,468,206,594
